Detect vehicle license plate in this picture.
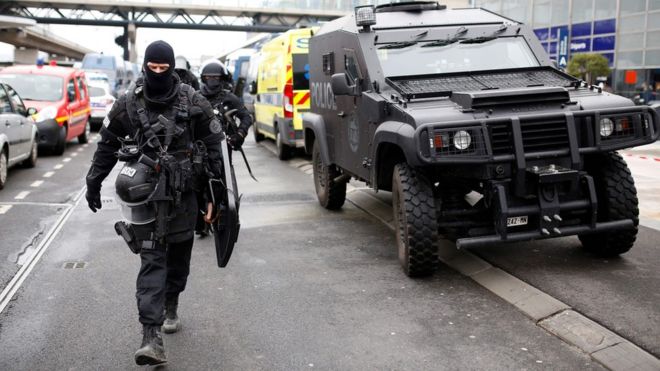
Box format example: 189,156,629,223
507,216,528,227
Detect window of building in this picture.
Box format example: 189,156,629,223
648,31,660,48
646,50,660,67
620,0,646,15
533,0,551,27
649,12,660,30
594,0,617,20
651,0,660,11
502,0,528,22
619,15,646,33
571,0,593,23
617,51,644,68
619,33,645,50
551,0,569,25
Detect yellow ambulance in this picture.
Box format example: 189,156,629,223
253,27,315,160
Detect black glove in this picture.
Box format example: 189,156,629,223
86,189,102,213
228,129,246,150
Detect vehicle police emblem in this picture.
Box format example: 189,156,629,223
120,166,137,178
348,114,359,153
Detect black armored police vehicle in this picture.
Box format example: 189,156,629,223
302,2,660,277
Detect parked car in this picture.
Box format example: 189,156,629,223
0,65,91,155
87,82,115,131
0,82,38,189
81,53,127,97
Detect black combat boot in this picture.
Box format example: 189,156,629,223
134,325,167,365
162,297,181,334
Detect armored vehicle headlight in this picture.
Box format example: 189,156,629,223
599,118,614,137
453,130,472,150
355,5,376,27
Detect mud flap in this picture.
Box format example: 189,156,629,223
211,137,240,267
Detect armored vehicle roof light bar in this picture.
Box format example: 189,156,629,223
355,5,377,31
375,1,447,13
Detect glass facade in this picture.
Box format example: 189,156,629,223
474,0,660,97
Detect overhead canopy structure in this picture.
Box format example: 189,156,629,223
0,14,92,60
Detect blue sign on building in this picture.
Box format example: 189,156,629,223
558,27,569,67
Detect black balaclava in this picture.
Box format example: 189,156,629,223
143,40,176,99
200,61,230,95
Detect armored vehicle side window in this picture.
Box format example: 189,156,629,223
344,50,362,83
322,53,334,75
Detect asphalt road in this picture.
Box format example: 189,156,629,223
0,134,656,369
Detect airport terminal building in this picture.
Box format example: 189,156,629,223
473,0,660,98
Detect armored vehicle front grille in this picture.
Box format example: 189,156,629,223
488,117,570,155
520,117,569,152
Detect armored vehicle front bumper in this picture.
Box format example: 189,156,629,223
413,105,659,248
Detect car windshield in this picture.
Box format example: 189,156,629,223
0,74,63,101
89,86,107,97
82,55,115,70
376,36,539,77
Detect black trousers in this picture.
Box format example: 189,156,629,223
136,238,194,326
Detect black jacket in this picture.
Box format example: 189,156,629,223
200,86,253,136
175,69,200,91
86,77,224,195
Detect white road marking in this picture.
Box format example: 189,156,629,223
54,164,63,170
71,153,78,157
83,144,89,148
30,180,44,187
0,187,84,314
0,205,12,214
77,148,84,152
14,191,30,200
43,171,55,178
63,158,71,162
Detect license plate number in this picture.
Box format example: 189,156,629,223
507,216,528,227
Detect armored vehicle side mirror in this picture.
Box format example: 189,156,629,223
331,73,359,96
249,81,257,95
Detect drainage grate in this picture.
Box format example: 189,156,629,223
63,262,87,269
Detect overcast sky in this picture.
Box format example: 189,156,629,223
1,24,249,67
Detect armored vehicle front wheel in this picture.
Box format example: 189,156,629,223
392,163,439,277
312,140,346,210
578,152,639,257
276,130,292,160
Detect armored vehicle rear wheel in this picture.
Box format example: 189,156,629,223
253,124,265,142
276,129,291,160
312,140,346,210
578,152,639,257
392,163,439,277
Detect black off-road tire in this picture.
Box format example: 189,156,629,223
276,129,291,161
253,123,265,142
392,163,439,277
578,152,639,257
22,137,38,168
312,140,346,210
78,120,90,144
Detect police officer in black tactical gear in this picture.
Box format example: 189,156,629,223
85,40,225,366
193,60,253,236
174,55,200,91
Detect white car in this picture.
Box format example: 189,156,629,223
0,83,38,189
87,83,115,131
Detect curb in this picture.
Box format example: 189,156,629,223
344,188,660,371
256,140,660,371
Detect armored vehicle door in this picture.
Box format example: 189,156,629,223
334,49,371,180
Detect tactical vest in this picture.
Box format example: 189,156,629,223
122,83,200,244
